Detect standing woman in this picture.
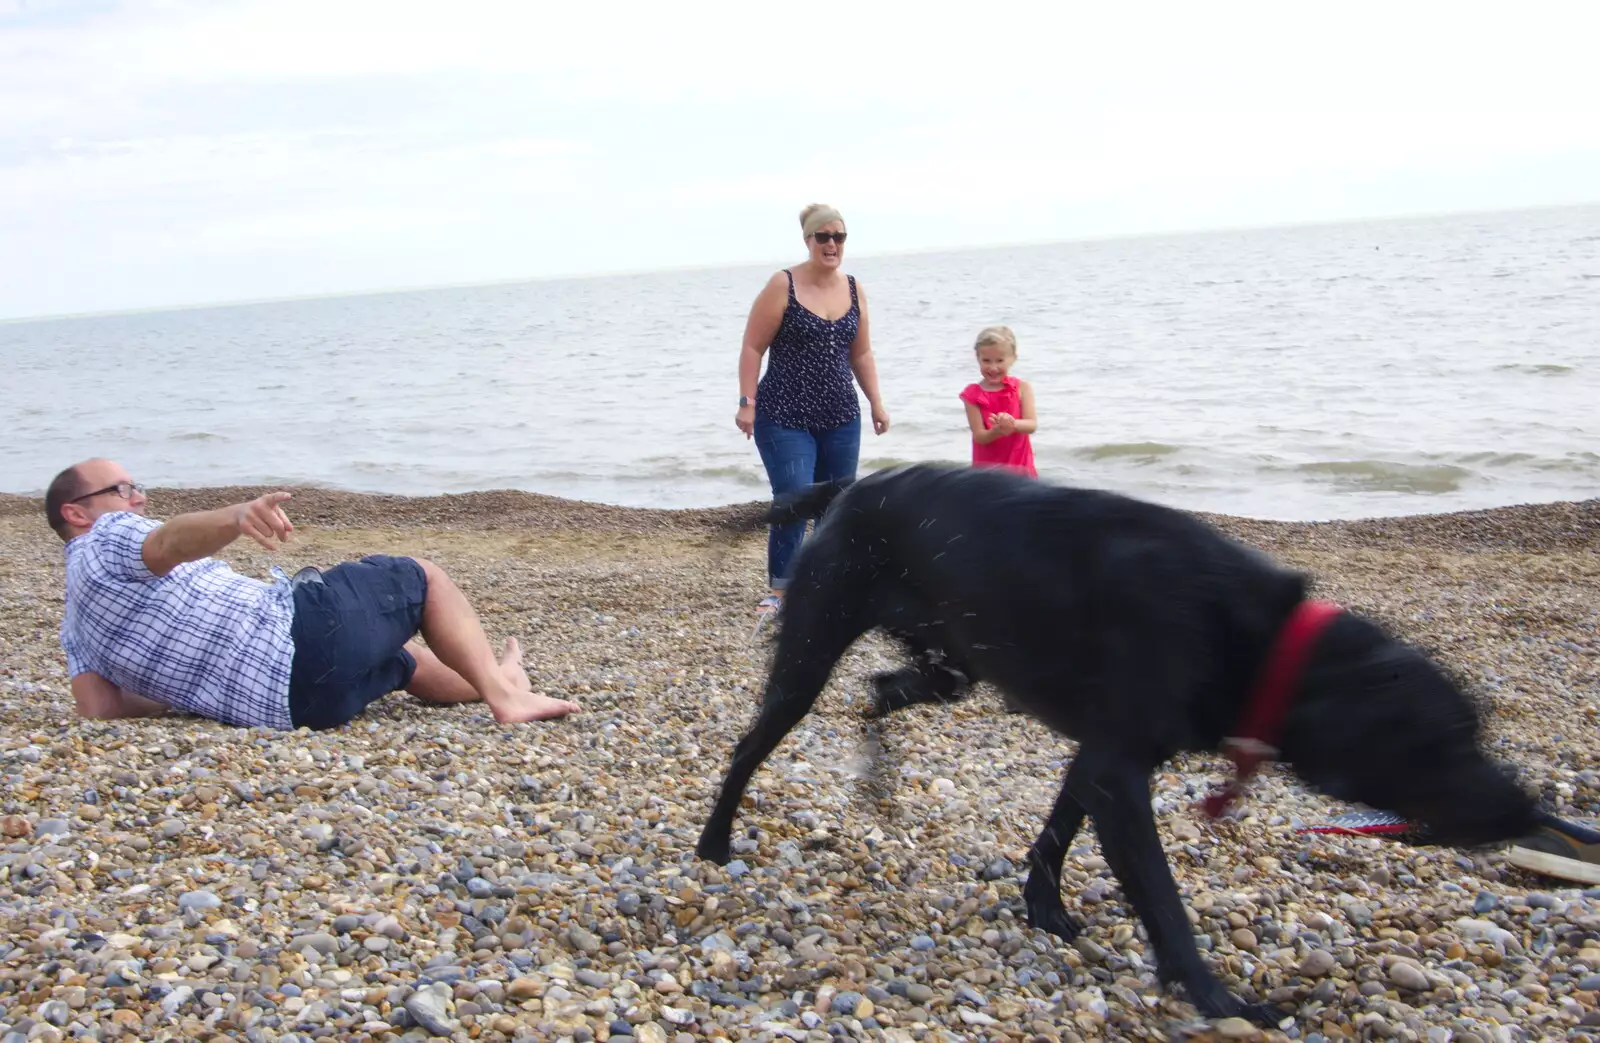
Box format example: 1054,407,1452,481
735,203,890,617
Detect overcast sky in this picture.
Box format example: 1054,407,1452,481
2,0,1597,320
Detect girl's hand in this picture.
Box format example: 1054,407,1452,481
871,402,890,436
735,404,756,439
992,412,1016,435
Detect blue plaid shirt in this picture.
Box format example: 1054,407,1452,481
60,512,297,730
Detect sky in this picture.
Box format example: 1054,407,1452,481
2,0,1598,320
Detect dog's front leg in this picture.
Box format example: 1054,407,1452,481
697,561,876,865
1021,764,1089,941
1069,748,1283,1027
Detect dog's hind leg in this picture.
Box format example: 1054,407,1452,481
867,653,973,719
1066,746,1282,1026
1021,763,1090,942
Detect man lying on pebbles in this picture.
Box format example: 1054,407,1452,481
43,457,580,730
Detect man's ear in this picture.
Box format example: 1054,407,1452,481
59,502,93,531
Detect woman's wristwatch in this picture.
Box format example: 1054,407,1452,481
739,395,754,408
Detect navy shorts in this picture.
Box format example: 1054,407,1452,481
288,555,428,730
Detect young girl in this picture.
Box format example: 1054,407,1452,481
958,325,1038,478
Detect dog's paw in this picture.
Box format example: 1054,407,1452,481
1183,980,1285,1027
865,670,910,719
1236,1001,1288,1027
694,836,732,865
1024,902,1082,942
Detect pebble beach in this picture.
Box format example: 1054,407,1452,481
0,487,1597,1043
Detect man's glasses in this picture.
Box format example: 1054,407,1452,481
810,232,847,245
71,481,144,503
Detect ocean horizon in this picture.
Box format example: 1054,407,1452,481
5,202,1597,522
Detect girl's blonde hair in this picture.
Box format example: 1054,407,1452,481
800,203,845,238
974,325,1018,356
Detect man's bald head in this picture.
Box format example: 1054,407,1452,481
45,459,143,541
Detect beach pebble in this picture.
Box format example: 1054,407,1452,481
0,492,1593,1043
178,890,222,912
1299,949,1337,977
981,856,1014,880
568,925,603,953
404,986,457,1036
1075,937,1108,963
1389,961,1429,991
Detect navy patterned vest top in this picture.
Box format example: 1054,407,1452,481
756,269,861,431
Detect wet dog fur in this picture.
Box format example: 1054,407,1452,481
695,464,1540,1023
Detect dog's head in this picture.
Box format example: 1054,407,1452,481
1282,616,1537,846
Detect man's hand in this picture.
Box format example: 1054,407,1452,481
236,492,294,550
142,489,297,576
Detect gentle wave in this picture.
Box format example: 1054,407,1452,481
1494,363,1575,376
633,460,770,484
1074,442,1186,462
1291,460,1474,494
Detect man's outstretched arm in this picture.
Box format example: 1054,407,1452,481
71,672,172,719
141,492,295,577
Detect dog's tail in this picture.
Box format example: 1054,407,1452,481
714,476,856,539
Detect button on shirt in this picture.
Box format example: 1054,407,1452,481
60,512,297,730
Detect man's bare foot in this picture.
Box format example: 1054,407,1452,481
487,637,579,722
488,688,581,723
500,637,533,691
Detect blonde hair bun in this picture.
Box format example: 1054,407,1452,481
800,203,845,238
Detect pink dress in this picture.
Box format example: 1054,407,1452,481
959,377,1037,477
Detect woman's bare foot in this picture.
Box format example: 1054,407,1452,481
487,637,579,722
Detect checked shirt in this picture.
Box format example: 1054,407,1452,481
60,512,296,729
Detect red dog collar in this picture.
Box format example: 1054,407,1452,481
1201,600,1343,819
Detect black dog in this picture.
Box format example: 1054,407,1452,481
696,464,1539,1024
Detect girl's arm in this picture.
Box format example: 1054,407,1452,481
848,282,890,433
964,401,1004,444
1011,379,1038,434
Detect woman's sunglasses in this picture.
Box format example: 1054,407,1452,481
810,232,848,245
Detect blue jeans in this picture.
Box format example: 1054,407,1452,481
753,415,861,589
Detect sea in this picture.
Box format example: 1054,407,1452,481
4,204,1598,521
